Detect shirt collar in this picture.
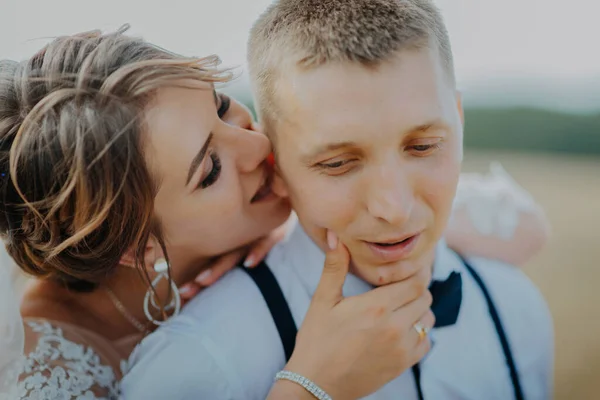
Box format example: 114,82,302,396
432,238,464,281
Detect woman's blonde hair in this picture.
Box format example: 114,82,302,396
0,26,230,291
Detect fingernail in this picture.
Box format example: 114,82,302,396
327,230,338,250
243,255,255,268
195,269,212,283
179,285,192,295
266,152,275,167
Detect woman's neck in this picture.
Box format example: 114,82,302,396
20,256,214,346
21,268,151,342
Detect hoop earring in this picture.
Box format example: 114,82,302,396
143,258,181,326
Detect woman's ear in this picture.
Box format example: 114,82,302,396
120,237,164,270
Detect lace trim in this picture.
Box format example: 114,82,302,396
16,321,120,400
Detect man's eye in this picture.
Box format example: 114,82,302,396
413,144,434,152
316,159,358,176
408,143,442,156
322,160,348,169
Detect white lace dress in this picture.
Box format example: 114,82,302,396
16,319,127,400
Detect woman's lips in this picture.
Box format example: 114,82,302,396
251,166,277,203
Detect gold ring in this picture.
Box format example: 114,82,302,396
413,322,429,341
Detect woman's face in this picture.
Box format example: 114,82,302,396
143,81,291,280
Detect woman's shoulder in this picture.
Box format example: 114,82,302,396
16,318,122,400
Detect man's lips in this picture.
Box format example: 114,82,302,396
367,232,419,246
363,232,422,262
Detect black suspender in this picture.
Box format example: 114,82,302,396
241,260,298,362
412,255,524,400
244,257,524,399
411,363,425,400
459,255,525,400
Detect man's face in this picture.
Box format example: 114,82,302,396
271,48,463,286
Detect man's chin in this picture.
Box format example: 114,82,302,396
349,250,436,287
348,259,395,287
351,268,387,287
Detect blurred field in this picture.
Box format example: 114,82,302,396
463,150,600,400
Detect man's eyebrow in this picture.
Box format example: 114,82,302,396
409,118,450,134
186,132,213,186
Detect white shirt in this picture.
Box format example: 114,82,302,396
122,222,553,400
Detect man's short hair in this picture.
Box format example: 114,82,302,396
247,0,455,137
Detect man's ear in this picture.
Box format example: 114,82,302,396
456,90,464,125
120,237,164,270
271,159,290,199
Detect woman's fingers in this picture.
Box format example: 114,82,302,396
243,217,293,267
243,231,285,268
195,249,246,286
179,249,247,302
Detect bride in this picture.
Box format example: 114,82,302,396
0,27,548,400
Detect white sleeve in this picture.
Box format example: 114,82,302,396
121,318,241,400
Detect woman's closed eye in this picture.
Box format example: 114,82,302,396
198,151,222,189
217,94,231,119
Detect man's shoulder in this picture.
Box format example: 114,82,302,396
464,257,547,306
121,317,238,399
122,268,288,399
464,256,550,320
155,267,287,353
182,267,269,321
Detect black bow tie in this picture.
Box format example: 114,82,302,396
429,271,463,328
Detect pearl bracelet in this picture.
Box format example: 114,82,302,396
274,370,333,400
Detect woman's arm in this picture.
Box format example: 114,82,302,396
268,380,320,400
445,162,550,266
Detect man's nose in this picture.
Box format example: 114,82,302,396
365,165,414,226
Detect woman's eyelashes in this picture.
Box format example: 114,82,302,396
193,94,229,191
217,94,231,119
198,152,222,189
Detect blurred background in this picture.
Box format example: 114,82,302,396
1,0,598,398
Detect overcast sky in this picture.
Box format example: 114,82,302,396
2,0,598,111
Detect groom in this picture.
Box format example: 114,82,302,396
123,0,553,399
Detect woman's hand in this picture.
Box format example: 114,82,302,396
179,218,292,301
268,231,433,400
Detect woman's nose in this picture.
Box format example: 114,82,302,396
228,124,272,173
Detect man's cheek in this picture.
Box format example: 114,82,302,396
303,197,340,227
